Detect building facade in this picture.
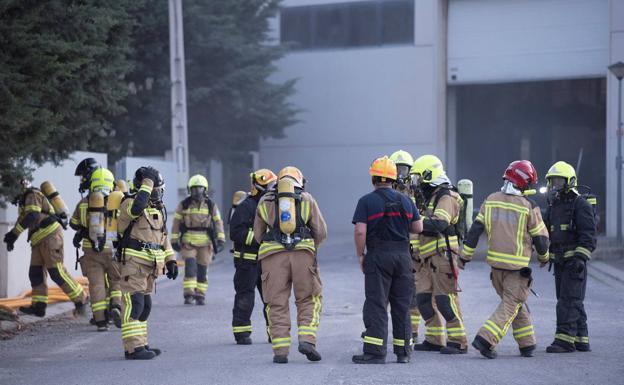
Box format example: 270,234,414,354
260,0,623,235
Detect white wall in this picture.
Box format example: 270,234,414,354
0,151,107,298
448,0,609,84
263,0,447,232
606,0,624,237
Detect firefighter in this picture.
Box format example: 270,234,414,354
70,167,120,331
171,174,225,305
253,166,327,364
3,179,87,317
390,150,441,343
117,166,177,360
543,161,597,353
465,160,550,359
74,157,100,195
229,169,276,345
410,155,468,354
351,156,423,364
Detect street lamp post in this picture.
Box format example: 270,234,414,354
608,61,624,244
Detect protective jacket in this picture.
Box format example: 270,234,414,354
230,195,261,261
463,192,549,269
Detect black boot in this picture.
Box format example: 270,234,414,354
352,353,386,364
110,306,122,329
195,296,205,306
298,342,322,362
96,321,109,332
440,342,467,355
472,335,497,359
519,345,536,357
575,342,591,352
273,355,288,364
73,302,86,317
184,295,195,305
236,336,252,345
19,302,46,317
413,340,443,352
145,345,161,356
396,354,410,363
411,333,419,344
546,341,575,353
126,346,157,360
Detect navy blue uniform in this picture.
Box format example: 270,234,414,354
353,187,420,357
229,195,269,342
545,191,596,351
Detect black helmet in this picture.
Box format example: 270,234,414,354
75,158,100,193
133,166,165,203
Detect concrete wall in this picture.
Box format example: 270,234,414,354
263,0,447,233
606,0,624,237
0,151,107,298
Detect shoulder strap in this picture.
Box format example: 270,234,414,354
432,187,451,211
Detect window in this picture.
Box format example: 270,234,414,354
280,0,414,51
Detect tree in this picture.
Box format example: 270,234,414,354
0,0,137,204
183,0,298,166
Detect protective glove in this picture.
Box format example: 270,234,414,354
165,260,178,280
3,231,17,251
72,231,83,248
58,213,68,230
141,168,159,184
171,242,181,252
216,240,225,253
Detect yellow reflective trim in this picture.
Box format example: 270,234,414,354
301,201,311,223
24,205,42,213
575,336,589,343
258,203,269,223
363,336,384,346
434,208,452,223
513,325,533,334
484,201,529,215
483,324,501,341
30,221,60,245
392,338,405,346
233,326,253,333
245,229,254,246
475,212,485,223
181,208,210,215
15,224,24,234
529,222,546,236
555,333,575,343
139,185,152,194
174,213,183,220
575,247,592,258
516,212,526,258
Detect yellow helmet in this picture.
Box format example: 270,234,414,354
278,166,305,187
410,155,445,184
389,150,414,167
188,174,209,190
250,168,277,196
90,168,114,194
369,156,397,180
546,161,577,189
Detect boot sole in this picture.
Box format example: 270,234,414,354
298,344,322,361
472,340,497,359
352,357,386,364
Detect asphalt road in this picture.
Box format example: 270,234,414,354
1,234,623,385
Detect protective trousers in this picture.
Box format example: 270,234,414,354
181,245,212,299
80,249,118,323
260,250,322,357
412,261,444,343
120,257,156,354
476,269,535,350
30,231,86,307
553,258,589,349
232,259,269,340
362,241,413,357
108,260,123,310
415,257,467,349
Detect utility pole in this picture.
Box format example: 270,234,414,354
169,0,189,195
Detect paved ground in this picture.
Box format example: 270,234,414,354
1,234,623,385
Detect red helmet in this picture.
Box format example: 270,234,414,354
503,160,538,190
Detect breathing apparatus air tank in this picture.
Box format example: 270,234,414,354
106,191,124,246
115,179,129,194
88,191,106,252
40,181,70,218
277,178,297,245
457,179,474,234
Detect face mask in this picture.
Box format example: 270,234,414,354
548,177,567,192
190,186,205,200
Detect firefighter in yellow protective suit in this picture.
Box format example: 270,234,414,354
117,166,177,360
4,179,87,317
254,166,327,364
171,174,225,305
465,160,550,359
70,167,121,331
410,155,468,355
